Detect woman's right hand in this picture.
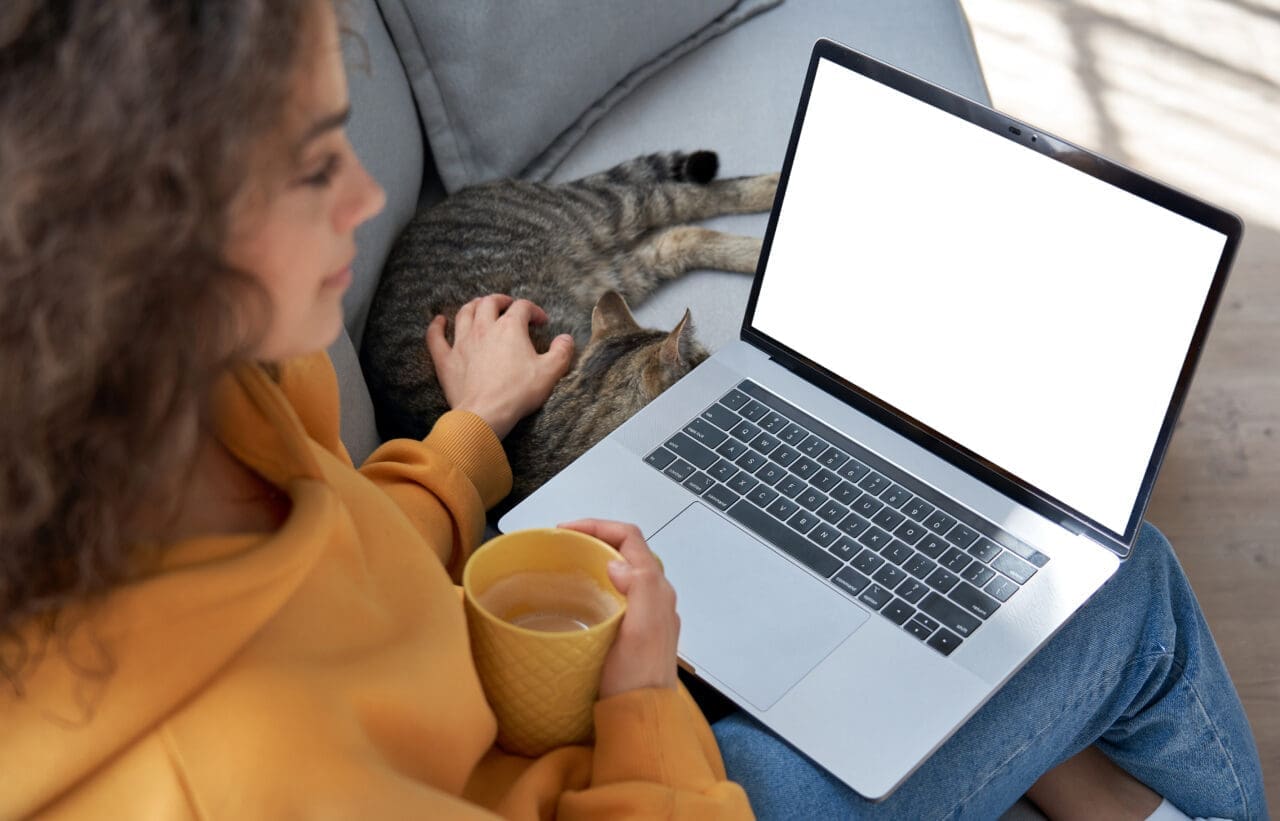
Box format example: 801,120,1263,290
559,519,680,699
426,294,574,439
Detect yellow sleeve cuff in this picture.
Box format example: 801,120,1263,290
423,410,513,511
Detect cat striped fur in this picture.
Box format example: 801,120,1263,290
362,150,778,504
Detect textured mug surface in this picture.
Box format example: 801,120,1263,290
463,528,626,757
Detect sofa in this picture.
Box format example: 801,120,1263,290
330,1,1043,815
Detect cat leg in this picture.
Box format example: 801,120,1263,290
642,172,780,227
605,226,763,302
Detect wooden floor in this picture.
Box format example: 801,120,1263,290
964,0,1280,810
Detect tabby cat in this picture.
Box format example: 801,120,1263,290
362,150,778,504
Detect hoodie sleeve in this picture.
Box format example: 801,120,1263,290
358,411,513,579
555,687,754,819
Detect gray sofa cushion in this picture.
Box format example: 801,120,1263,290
377,0,780,193
546,0,990,354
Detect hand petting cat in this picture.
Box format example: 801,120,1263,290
426,293,575,439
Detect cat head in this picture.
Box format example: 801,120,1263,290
573,290,708,409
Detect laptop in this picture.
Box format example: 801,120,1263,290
500,38,1241,799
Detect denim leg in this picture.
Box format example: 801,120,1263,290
712,523,1267,820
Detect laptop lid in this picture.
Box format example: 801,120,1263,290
742,40,1242,556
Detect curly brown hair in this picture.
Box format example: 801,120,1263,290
0,0,333,688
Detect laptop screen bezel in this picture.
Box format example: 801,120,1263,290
740,39,1242,557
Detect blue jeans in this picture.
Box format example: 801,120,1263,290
712,523,1268,820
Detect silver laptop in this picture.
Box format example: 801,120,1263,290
501,39,1241,799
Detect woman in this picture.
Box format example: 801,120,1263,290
0,1,1265,818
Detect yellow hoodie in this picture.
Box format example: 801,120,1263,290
0,353,752,819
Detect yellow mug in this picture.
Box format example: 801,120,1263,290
463,528,626,757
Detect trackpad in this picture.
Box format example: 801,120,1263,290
648,503,869,710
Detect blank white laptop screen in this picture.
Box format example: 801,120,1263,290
753,59,1227,534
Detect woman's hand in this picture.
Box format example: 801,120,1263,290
559,519,680,698
426,294,574,439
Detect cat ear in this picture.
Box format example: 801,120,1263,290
659,309,695,370
590,291,641,341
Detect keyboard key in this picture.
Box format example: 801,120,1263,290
790,456,820,480
872,508,906,530
859,584,893,611
730,420,760,442
726,500,842,579
778,422,808,445
700,403,739,430
857,472,891,495
810,469,840,493
774,476,806,498
919,593,981,637
684,417,728,448
754,462,786,486
903,553,936,580
663,459,695,482
961,562,996,587
747,484,777,508
836,514,870,538
750,432,780,454
838,458,871,483
902,497,936,522
817,499,848,524
798,435,827,456
832,566,872,598
740,400,769,422
950,582,1001,620
810,523,839,548
818,447,849,470
992,551,1036,585
735,451,766,473
880,484,912,508
924,510,958,535
766,497,799,521
925,566,961,595
913,613,940,633
882,598,915,626
829,536,860,561
882,540,914,566
939,547,973,573
716,439,748,460
985,575,1018,602
683,472,714,495
897,579,929,604
1002,539,1050,568
916,535,948,560
857,526,892,551
796,488,826,511
852,495,884,519
873,564,907,589
758,412,788,433
967,537,1002,563
664,433,716,469
645,448,676,470
905,618,935,641
831,481,861,506
945,523,980,549
788,509,820,534
893,521,927,545
769,444,800,468
702,483,738,510
719,389,750,411
708,459,738,483
729,472,759,495
851,549,885,575
928,628,962,656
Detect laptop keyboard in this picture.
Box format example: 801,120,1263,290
644,380,1050,657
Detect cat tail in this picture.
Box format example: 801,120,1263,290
595,150,720,186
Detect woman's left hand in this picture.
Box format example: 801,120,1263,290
426,294,575,439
